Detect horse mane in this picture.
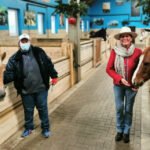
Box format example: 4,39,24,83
132,53,144,84
143,46,150,54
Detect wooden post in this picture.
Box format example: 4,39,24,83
68,0,81,83
68,43,75,86
61,42,75,86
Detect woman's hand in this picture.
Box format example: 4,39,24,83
121,78,130,86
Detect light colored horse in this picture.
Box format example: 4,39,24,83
139,29,150,47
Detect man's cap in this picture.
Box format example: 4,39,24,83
19,33,30,41
114,26,137,40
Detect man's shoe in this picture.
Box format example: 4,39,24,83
123,134,130,143
42,129,51,138
115,132,123,141
21,129,32,137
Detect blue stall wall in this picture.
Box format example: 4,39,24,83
0,0,58,33
0,0,24,31
88,0,149,29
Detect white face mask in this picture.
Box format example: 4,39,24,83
20,42,31,52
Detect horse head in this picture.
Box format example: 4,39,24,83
139,29,149,42
0,52,6,98
133,47,150,87
89,28,107,41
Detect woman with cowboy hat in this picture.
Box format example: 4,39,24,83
106,26,142,143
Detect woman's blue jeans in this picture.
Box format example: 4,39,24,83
113,85,137,134
21,90,49,131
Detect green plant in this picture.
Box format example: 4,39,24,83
136,0,150,24
53,0,89,18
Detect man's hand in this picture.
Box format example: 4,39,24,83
51,78,58,85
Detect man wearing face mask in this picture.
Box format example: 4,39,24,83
3,33,58,138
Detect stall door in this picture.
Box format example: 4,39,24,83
51,16,56,34
38,13,44,35
8,9,19,36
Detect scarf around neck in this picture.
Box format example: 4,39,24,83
114,43,135,78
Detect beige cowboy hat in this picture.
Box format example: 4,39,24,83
114,26,137,40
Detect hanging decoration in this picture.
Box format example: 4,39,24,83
68,17,77,25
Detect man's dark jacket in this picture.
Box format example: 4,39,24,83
3,45,58,94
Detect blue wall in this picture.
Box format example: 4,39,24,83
0,0,57,33
88,0,149,29
0,0,149,34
